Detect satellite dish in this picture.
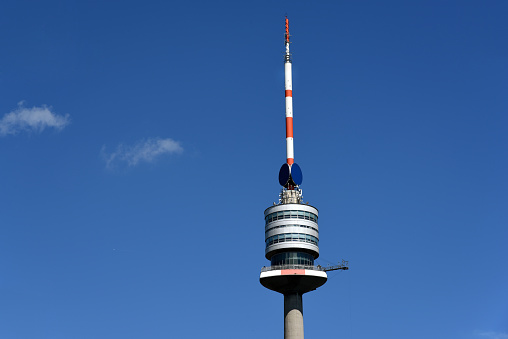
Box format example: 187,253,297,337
278,163,290,186
290,163,303,186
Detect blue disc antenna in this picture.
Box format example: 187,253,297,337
278,163,303,187
279,163,291,186
290,163,303,186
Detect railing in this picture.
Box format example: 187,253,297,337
260,260,349,273
260,264,325,272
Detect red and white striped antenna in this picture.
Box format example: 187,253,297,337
278,17,303,190
284,16,294,166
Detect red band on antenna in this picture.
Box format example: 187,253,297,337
286,117,293,138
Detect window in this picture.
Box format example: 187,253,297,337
265,210,318,225
266,233,319,248
270,252,315,267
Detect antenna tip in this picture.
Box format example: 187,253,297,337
285,17,290,43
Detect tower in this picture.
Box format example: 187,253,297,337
259,17,327,339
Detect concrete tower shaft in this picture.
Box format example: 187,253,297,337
284,294,303,339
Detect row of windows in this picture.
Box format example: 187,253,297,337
266,233,319,247
266,224,319,234
265,210,318,225
271,252,315,267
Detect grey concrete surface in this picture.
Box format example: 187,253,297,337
284,293,304,339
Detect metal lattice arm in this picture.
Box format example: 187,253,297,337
322,260,349,272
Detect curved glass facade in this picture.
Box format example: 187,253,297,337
264,204,320,261
265,233,318,247
265,210,318,225
270,252,314,266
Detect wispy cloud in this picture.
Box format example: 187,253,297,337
0,102,70,136
476,331,508,339
102,137,183,169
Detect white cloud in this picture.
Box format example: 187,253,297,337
477,331,508,339
0,102,70,136
102,137,183,169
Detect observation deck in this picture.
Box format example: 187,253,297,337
261,186,327,295
260,264,327,294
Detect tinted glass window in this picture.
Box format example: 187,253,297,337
265,211,318,225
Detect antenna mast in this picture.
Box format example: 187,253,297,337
284,16,294,166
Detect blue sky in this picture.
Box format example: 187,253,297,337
1,1,507,338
